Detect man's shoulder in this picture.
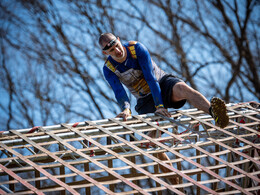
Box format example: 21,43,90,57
103,57,116,72
125,41,147,51
125,41,147,59
128,41,138,45
124,41,139,47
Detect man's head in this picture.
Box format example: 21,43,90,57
99,33,126,61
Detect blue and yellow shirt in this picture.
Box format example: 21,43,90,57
103,41,166,111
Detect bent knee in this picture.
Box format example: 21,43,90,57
172,82,192,101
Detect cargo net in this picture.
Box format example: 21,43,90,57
0,102,259,195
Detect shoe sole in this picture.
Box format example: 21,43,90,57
211,97,229,128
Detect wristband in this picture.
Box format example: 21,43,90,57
155,104,164,109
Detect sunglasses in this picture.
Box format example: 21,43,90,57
102,38,118,51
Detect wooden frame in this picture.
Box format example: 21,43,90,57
0,102,259,194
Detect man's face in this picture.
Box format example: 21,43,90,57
102,37,125,60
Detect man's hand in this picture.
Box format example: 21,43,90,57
155,107,171,117
116,108,131,121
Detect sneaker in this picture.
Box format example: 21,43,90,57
210,97,229,128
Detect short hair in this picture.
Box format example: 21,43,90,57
98,33,116,48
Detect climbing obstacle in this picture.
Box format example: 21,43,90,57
0,102,259,194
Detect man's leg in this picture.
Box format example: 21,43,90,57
171,82,229,128
171,82,210,113
147,131,179,185
157,152,180,185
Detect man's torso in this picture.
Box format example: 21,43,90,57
104,42,166,99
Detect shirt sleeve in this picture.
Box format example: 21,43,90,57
103,66,130,111
135,42,164,108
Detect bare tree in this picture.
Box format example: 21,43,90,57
0,0,259,131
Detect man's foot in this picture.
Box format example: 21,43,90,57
210,97,229,128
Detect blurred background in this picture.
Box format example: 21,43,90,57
0,0,259,130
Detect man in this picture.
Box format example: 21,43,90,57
99,32,229,184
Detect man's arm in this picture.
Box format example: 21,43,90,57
135,43,170,116
135,43,163,106
103,66,131,120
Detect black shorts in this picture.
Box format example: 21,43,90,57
135,74,186,114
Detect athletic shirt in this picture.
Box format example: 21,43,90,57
103,41,166,111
